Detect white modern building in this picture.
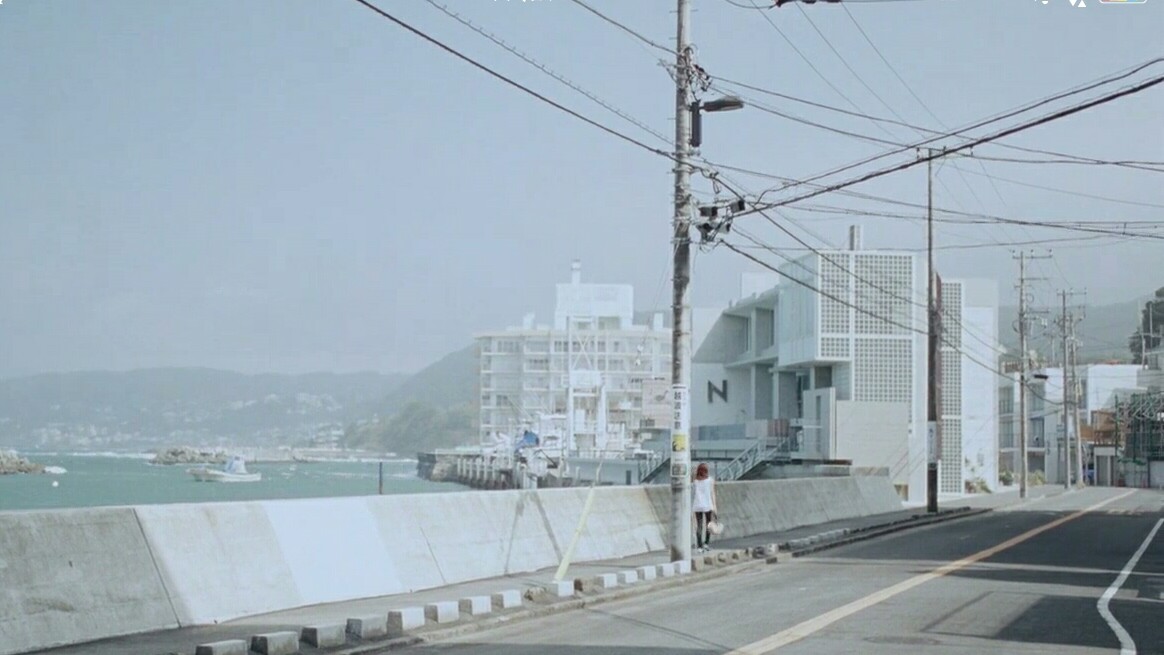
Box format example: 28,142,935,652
689,230,998,503
474,261,671,453
998,363,1145,484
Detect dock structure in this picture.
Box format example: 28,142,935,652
417,449,576,490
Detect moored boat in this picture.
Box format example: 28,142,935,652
187,455,261,482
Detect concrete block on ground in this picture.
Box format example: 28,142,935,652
691,557,708,572
459,595,492,616
715,551,730,564
194,640,248,655
492,589,522,610
387,607,425,637
617,570,638,585
636,565,657,581
346,614,388,640
675,560,692,574
301,623,346,648
766,551,793,564
250,631,299,655
542,580,574,598
656,562,676,577
590,573,618,590
425,601,460,624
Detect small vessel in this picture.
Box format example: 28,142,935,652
44,466,68,475
188,456,261,483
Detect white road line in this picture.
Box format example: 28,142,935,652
724,489,1138,655
1097,517,1163,655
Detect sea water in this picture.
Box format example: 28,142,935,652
0,453,467,512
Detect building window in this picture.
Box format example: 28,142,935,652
999,392,1014,415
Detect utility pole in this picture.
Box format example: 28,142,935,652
920,147,946,513
1013,251,1050,499
1072,291,1087,486
1059,289,1073,489
669,0,693,564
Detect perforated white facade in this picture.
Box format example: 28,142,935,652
690,244,999,503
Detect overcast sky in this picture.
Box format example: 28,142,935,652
1,0,1161,378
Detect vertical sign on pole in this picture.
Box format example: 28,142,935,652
671,384,690,480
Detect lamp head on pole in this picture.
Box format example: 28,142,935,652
689,96,744,148
700,95,745,113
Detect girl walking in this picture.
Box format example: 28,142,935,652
692,462,717,552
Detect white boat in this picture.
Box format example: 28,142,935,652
188,456,261,483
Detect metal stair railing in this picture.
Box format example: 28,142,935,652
718,439,767,481
718,435,800,481
640,455,670,484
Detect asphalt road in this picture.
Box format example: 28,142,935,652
410,488,1164,655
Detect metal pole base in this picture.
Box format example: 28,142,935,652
926,464,939,513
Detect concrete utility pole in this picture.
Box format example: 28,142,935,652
921,147,946,513
1072,291,1087,486
1057,288,1086,488
1017,254,1030,499
1059,289,1072,489
670,0,693,564
1013,251,1050,499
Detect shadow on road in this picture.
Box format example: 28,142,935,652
805,506,1164,654
417,645,717,654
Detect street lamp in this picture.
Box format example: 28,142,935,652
774,0,841,6
689,95,744,148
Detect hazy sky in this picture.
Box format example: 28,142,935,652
1,0,1161,378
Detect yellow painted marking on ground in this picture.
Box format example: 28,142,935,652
724,490,1138,655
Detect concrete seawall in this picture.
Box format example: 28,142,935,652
0,476,902,655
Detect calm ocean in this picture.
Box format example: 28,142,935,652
0,453,468,512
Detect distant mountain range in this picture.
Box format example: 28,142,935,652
997,298,1142,363
0,296,1145,452
0,368,407,451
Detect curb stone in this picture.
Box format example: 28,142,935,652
773,507,989,560
204,507,995,655
326,559,768,655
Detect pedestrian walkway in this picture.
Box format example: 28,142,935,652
33,486,1065,655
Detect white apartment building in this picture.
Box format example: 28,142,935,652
999,363,1145,483
475,261,671,452
690,231,998,503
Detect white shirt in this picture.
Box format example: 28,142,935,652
692,477,715,512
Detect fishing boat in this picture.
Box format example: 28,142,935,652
188,456,261,483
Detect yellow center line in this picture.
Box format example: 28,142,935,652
724,489,1138,655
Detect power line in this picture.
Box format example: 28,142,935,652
840,4,942,130
731,0,902,142
705,167,1010,357
422,0,671,145
753,57,1164,194
567,0,675,55
947,162,1164,210
704,161,1164,239
791,2,918,140
729,232,1132,252
720,237,1013,380
351,0,673,161
967,153,1164,171
711,75,1164,176
742,75,1164,216
837,3,1011,206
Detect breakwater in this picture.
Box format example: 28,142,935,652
0,475,903,655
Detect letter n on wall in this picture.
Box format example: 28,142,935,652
708,379,728,404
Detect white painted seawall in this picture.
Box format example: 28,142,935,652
0,476,902,655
